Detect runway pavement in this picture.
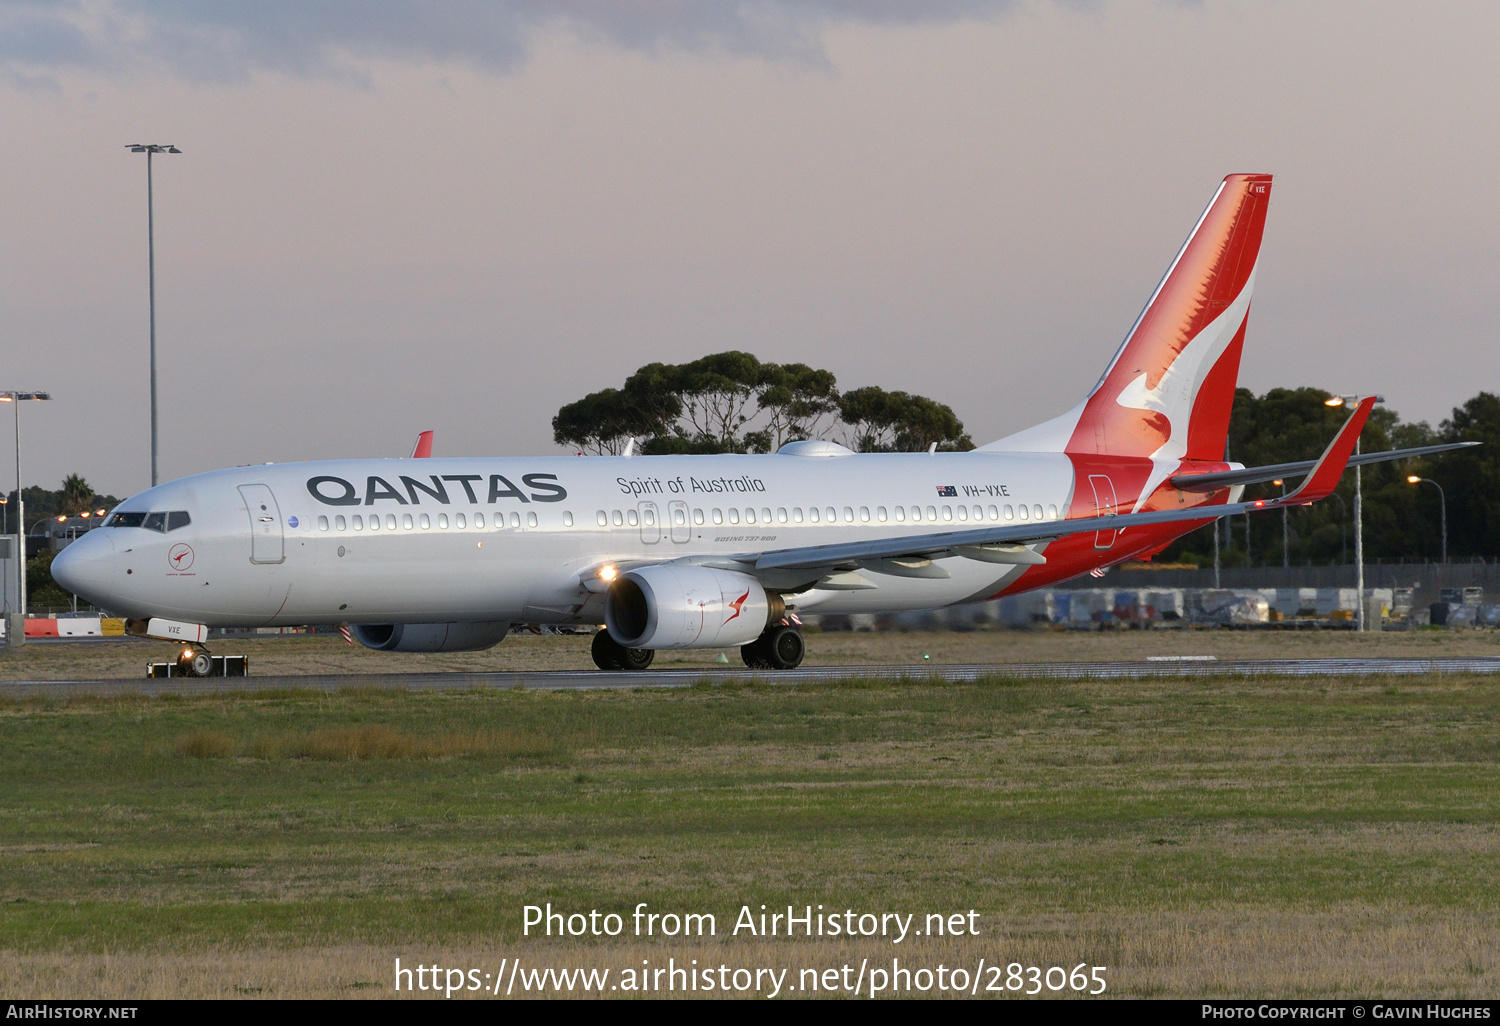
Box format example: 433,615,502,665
2,656,1499,699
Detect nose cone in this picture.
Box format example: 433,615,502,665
50,530,116,604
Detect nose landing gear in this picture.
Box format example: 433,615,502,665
741,620,804,670
177,645,213,678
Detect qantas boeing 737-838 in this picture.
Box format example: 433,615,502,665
51,174,1473,674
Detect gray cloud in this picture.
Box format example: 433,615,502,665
0,1,1024,83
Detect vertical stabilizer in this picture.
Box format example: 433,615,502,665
984,174,1271,460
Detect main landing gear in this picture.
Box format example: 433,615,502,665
741,620,804,670
591,630,656,672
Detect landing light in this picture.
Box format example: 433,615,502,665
1324,397,1344,407
599,565,618,582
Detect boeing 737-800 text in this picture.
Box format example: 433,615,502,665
51,174,1473,673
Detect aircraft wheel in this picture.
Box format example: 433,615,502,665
766,625,804,670
620,647,655,671
591,630,625,670
178,647,213,678
742,625,804,670
740,639,770,669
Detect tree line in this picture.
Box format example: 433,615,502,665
552,351,974,456
1161,387,1500,567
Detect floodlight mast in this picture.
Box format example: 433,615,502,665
1,391,51,648
1324,394,1382,630
126,144,181,487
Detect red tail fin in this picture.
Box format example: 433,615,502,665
411,430,433,459
987,175,1272,458
1071,173,1271,459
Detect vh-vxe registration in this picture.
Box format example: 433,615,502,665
53,174,1474,675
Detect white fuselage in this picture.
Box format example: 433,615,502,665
56,450,1080,628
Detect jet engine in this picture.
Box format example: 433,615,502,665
605,565,782,649
349,622,510,653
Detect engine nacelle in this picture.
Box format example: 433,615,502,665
349,622,510,653
605,565,778,649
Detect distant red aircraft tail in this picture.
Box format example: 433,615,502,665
411,431,434,459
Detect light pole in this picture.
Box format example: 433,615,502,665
1,391,51,648
126,143,181,487
0,497,6,619
1326,490,1348,566
1326,394,1379,631
1407,476,1447,564
1274,478,1289,569
1212,513,1220,588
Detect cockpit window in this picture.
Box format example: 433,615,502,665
105,509,189,531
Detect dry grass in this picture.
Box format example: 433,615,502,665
3,912,1496,998
173,730,237,759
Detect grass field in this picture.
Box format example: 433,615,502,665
1,648,1498,998
4,624,1500,680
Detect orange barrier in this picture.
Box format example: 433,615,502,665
24,618,59,637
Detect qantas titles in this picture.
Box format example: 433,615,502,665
307,473,566,507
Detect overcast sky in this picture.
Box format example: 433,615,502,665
3,0,1497,499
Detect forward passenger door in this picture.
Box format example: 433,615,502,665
238,483,285,564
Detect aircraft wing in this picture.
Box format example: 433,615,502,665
747,398,1378,578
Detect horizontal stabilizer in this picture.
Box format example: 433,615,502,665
1171,441,1479,492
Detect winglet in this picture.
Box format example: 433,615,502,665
411,431,434,459
1267,397,1375,506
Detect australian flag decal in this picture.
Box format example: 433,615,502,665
937,485,957,497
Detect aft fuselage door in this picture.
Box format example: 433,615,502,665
1088,474,1117,550
238,483,286,564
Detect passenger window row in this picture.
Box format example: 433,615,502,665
104,510,191,532
591,503,1060,527
317,510,553,532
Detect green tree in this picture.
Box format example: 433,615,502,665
838,386,974,452
59,474,95,514
1162,387,1455,566
25,548,70,610
1428,392,1500,557
554,352,970,456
